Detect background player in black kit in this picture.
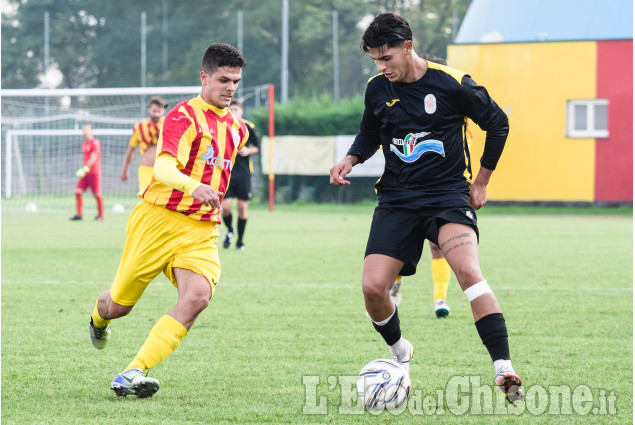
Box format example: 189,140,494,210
329,12,522,403
222,99,260,250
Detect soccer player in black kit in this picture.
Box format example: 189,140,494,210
330,12,522,403
222,99,260,250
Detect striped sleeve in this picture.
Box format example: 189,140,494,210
159,104,197,166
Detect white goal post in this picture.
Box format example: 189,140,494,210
1,85,272,211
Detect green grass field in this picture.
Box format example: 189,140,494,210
2,203,632,424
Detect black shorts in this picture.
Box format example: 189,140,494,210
365,203,479,276
225,174,252,201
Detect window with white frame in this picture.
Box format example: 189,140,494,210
567,99,609,138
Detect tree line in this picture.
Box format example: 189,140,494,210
2,0,470,101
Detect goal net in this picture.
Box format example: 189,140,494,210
1,85,271,215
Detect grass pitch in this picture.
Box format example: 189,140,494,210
1,202,632,424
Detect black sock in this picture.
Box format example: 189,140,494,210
372,306,401,346
224,213,233,233
237,218,247,244
475,313,510,362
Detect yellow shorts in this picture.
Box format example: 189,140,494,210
138,165,154,193
110,201,220,306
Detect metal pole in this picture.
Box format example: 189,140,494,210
333,10,339,103
237,10,243,100
141,11,147,113
44,11,50,112
281,0,288,103
163,1,168,80
268,84,275,211
452,5,458,42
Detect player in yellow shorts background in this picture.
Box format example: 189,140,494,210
121,96,166,192
89,43,249,398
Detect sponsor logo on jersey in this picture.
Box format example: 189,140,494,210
424,94,437,114
385,98,400,107
201,145,232,170
390,131,445,163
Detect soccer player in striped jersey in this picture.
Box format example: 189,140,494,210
71,123,104,221
120,96,166,192
88,43,248,398
330,13,522,403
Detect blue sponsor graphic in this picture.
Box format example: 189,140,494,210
390,140,445,163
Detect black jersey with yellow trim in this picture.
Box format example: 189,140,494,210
232,118,260,178
348,61,508,207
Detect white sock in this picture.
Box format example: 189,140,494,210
494,359,513,373
389,337,407,358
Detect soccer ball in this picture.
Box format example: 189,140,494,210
25,202,38,213
357,358,411,411
111,203,125,214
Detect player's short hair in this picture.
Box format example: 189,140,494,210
149,96,168,109
82,122,93,128
202,43,246,74
230,99,243,109
422,53,447,66
361,12,412,53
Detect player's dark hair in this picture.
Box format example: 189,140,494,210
422,53,447,66
149,96,167,109
230,99,244,108
202,43,246,74
361,12,412,53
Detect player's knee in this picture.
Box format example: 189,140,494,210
186,292,210,314
455,262,483,286
107,302,133,319
362,279,387,304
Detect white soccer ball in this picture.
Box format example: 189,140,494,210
25,202,38,213
357,358,411,411
111,203,125,214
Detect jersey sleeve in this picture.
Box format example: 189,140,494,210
456,75,509,171
129,124,141,148
159,106,197,167
236,121,249,151
347,85,381,163
245,122,260,149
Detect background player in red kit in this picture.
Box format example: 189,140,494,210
71,123,104,221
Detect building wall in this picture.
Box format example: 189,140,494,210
448,40,631,203
595,40,633,202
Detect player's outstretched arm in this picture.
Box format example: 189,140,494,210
120,146,136,181
329,155,359,186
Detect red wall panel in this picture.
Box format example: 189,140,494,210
595,40,633,202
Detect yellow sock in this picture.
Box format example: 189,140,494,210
431,258,451,301
126,315,188,372
92,299,111,328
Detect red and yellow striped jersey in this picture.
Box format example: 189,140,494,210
141,96,248,222
129,117,165,154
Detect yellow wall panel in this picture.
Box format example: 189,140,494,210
447,42,596,201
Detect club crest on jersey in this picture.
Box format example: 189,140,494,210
424,94,437,114
390,131,445,163
201,145,232,170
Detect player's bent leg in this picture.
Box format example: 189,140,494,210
362,255,414,374
90,291,134,349
438,222,522,403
